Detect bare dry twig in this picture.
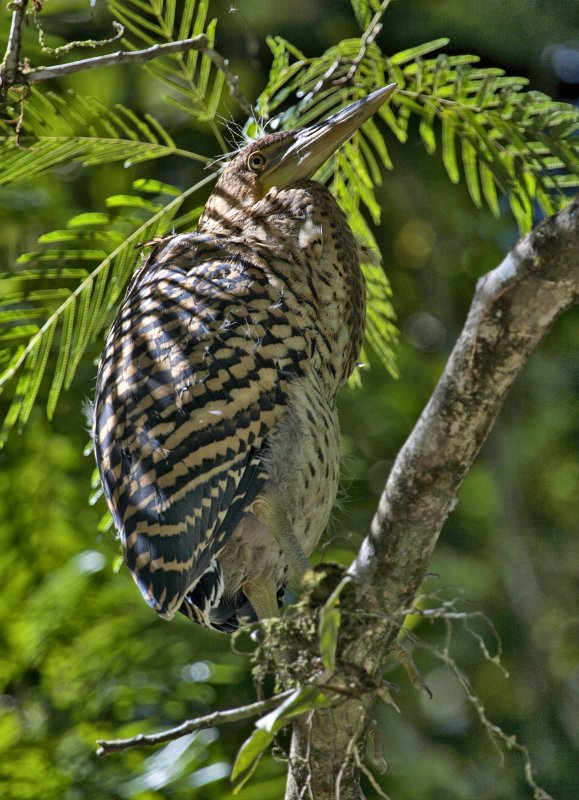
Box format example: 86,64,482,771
299,0,393,105
415,637,555,800
22,36,208,81
0,4,252,116
96,689,293,757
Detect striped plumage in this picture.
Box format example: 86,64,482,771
92,86,395,631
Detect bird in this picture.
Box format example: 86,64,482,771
92,85,396,633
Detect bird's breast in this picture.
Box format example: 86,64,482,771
259,189,366,397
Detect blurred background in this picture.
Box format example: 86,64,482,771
0,1,577,798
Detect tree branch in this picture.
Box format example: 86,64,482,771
96,690,292,757
1,23,253,117
0,0,28,95
22,36,210,82
284,199,579,799
350,197,579,602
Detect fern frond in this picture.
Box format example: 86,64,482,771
257,35,579,240
0,88,208,186
393,56,579,229
108,0,228,149
0,174,215,444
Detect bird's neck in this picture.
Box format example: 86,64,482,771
198,182,366,397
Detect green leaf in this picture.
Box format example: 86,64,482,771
379,102,407,143
104,195,162,210
419,104,437,154
67,213,111,228
47,300,75,420
480,160,501,217
462,137,482,207
390,38,449,65
318,576,353,672
231,687,331,793
65,283,92,389
509,188,533,232
132,178,181,196
351,0,382,29
231,728,274,792
442,113,460,183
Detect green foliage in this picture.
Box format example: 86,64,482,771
351,0,388,29
317,576,352,672
0,86,208,187
0,1,577,798
0,0,577,443
108,0,228,148
0,177,211,444
231,687,331,792
258,35,578,232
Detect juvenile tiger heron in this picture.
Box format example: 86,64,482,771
92,85,396,632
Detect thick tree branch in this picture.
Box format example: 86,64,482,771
285,199,579,799
351,197,579,602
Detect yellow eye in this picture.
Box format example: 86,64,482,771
247,151,267,172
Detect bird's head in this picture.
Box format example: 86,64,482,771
198,84,396,235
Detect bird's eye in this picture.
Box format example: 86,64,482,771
247,151,267,172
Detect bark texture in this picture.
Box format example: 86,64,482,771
283,199,579,799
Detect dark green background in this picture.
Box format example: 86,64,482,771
0,1,577,798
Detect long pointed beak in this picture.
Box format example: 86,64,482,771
261,84,397,191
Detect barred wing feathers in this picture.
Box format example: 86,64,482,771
93,233,309,622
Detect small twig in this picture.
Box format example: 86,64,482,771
19,33,252,117
34,14,124,57
23,35,209,82
341,0,393,85
96,690,292,757
0,0,29,94
300,0,393,104
1,0,252,116
202,42,253,117
418,638,555,800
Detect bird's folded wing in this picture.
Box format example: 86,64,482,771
93,234,311,618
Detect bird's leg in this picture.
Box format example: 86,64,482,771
253,496,311,581
241,496,310,623
243,575,293,693
242,578,280,621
